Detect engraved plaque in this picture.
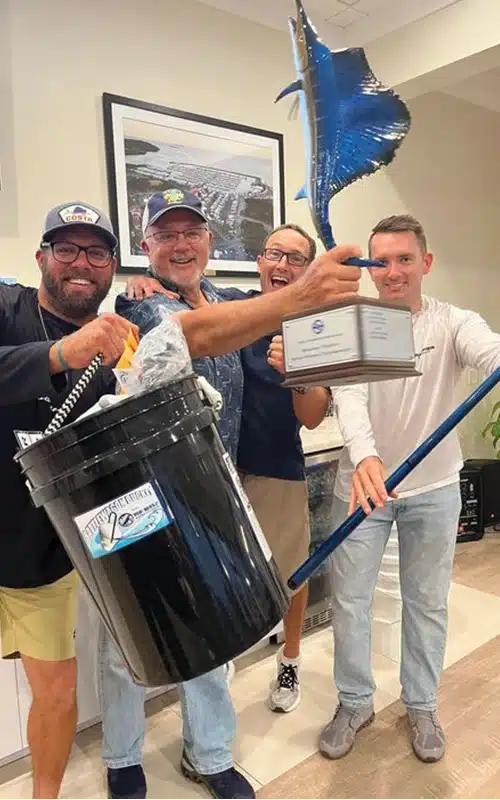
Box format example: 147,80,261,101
282,298,420,388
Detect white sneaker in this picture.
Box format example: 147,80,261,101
268,648,301,713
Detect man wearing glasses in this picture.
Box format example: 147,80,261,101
237,223,331,715
0,201,138,799
111,193,331,798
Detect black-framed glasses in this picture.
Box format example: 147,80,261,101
145,226,208,246
262,248,309,267
42,241,114,268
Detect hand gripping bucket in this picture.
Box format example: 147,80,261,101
15,375,288,685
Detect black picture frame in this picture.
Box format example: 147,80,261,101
102,93,285,277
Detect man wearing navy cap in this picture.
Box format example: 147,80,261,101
101,189,251,800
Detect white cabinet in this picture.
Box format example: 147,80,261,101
15,661,31,750
0,658,22,761
74,593,102,727
15,590,103,750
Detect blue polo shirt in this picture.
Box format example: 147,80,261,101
115,274,243,462
237,291,305,482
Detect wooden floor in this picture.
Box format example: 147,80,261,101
260,634,500,799
260,532,500,800
453,530,500,597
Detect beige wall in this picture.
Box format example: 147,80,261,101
0,0,310,284
343,91,500,325
0,0,18,240
1,0,499,455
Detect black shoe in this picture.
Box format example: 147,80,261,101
181,751,255,798
107,765,147,799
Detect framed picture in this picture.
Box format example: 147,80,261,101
102,93,285,277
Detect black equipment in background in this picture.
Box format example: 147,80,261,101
457,458,500,543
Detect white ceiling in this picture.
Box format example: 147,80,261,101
195,0,463,47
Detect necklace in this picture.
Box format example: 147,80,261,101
37,303,50,342
35,302,103,434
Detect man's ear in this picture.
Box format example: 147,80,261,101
35,248,44,272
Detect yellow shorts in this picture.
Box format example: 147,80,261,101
240,474,311,583
0,571,78,661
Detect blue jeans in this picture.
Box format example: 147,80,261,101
330,482,461,712
97,625,236,774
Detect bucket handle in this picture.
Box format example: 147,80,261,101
44,354,104,436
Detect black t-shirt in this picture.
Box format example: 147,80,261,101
237,292,305,481
0,284,116,589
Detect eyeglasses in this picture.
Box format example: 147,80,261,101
43,241,114,268
262,248,309,267
146,227,208,246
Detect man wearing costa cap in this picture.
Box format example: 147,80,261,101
0,200,138,798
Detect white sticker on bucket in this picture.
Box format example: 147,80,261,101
222,453,273,562
73,482,172,559
14,430,43,449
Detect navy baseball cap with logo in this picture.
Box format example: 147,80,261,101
142,189,208,234
41,201,118,249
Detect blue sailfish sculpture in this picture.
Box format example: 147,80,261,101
277,0,411,267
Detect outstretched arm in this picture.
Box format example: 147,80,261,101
178,244,362,356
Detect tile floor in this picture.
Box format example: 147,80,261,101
1,569,500,799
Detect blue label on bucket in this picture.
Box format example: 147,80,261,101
73,481,172,559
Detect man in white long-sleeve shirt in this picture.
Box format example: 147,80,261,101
320,214,500,764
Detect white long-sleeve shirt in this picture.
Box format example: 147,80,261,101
333,296,500,501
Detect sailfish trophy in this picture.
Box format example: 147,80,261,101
278,1,420,388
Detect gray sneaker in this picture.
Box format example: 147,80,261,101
407,708,445,762
319,704,375,759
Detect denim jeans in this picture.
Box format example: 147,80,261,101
97,624,236,774
330,482,461,712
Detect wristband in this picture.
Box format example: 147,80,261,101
56,339,70,371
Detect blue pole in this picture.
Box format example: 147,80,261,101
288,365,500,591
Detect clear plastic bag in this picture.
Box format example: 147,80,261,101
75,310,223,425
114,309,192,395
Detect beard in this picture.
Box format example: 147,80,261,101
40,262,112,320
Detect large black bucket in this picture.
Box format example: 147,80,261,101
16,375,289,686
